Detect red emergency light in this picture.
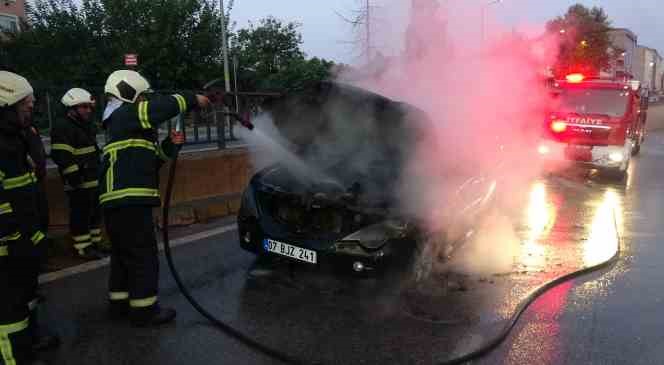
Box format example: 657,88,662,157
551,120,567,133
565,73,585,83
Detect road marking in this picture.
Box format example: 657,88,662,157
38,224,238,284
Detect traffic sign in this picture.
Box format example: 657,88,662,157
124,54,138,67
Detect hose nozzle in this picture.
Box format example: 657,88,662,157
225,112,254,130
239,119,255,131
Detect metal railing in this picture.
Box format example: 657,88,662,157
35,87,241,151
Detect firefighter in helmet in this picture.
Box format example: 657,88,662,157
101,70,209,326
51,88,106,260
0,71,52,364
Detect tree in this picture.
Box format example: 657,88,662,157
0,0,225,89
230,17,334,92
1,5,332,93
547,4,614,77
336,0,376,62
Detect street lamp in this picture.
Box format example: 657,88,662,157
481,0,502,44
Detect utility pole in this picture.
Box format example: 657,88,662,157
220,0,232,144
481,0,502,46
651,51,658,93
365,0,371,63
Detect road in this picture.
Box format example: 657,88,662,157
36,105,664,364
476,104,664,365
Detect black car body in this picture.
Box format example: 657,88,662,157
238,82,497,274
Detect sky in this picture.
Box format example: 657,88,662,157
230,0,664,64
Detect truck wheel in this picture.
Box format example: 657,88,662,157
632,142,641,156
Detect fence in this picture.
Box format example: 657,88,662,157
34,86,249,151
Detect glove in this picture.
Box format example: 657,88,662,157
170,131,185,145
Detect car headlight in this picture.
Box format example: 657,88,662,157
340,220,409,251
609,152,624,163
334,241,369,255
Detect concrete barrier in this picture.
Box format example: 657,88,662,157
46,147,253,231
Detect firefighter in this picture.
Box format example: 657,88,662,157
0,71,49,364
23,125,49,238
50,88,105,260
101,70,209,326
22,119,61,354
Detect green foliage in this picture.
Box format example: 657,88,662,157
547,4,614,77
1,0,224,89
1,5,333,93
230,17,334,92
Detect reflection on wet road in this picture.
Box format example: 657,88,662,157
478,131,664,365
41,133,664,365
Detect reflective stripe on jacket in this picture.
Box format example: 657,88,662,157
99,93,197,209
0,121,43,253
50,116,101,190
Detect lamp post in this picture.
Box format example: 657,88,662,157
220,0,232,143
650,59,657,92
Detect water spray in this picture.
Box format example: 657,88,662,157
159,81,299,364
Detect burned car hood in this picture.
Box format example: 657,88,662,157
258,81,423,213
246,82,424,244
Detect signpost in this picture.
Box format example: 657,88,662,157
124,54,138,67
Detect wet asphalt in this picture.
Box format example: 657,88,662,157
476,108,664,365
38,106,664,365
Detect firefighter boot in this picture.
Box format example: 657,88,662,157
77,246,107,260
131,304,177,327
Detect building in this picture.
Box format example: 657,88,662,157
634,46,663,92
607,28,638,79
0,0,25,33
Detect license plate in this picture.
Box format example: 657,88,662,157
565,145,592,161
263,238,317,264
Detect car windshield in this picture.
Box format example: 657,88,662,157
556,88,630,117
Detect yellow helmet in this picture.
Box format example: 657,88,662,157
0,71,33,107
104,70,150,103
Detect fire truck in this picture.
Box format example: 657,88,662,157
538,73,648,180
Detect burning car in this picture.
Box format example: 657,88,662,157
237,82,498,274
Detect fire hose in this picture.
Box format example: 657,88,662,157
160,83,301,364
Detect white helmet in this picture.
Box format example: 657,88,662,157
61,88,95,107
0,71,33,107
104,70,150,103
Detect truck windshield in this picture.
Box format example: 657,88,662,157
556,88,630,117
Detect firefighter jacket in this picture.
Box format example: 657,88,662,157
24,126,48,182
50,116,101,190
99,92,197,209
0,119,46,257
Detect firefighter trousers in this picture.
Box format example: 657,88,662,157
67,188,102,253
105,206,160,315
0,242,38,364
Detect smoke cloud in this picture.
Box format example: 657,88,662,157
240,0,562,277
337,0,561,275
